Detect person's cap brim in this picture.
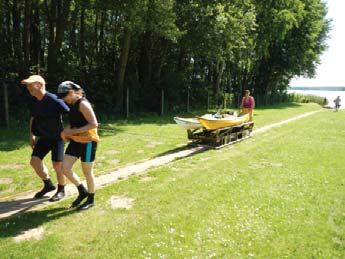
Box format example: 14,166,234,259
21,79,36,85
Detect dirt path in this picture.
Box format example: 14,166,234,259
252,110,323,134
0,109,323,219
0,146,207,219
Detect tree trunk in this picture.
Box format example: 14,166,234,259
45,0,72,80
99,11,106,56
94,11,99,54
31,0,41,71
80,2,87,79
156,41,168,115
23,0,31,73
69,6,78,50
13,0,23,71
214,60,224,105
5,0,13,56
116,27,131,111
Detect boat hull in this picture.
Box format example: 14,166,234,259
174,117,202,130
197,114,250,130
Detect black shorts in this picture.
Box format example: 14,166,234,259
65,140,97,162
32,138,65,162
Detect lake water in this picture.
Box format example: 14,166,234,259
287,89,345,109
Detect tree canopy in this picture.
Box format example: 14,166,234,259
0,0,330,121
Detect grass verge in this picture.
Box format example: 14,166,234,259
1,106,344,257
0,103,321,198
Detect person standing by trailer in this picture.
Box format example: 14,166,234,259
334,96,341,111
21,75,69,201
240,89,255,121
57,81,99,210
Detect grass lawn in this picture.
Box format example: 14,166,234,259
1,105,344,257
0,103,321,199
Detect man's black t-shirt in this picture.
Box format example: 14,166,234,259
29,92,70,139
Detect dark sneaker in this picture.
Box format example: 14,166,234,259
34,185,56,199
49,184,65,202
70,184,89,208
70,192,89,208
77,197,94,211
77,201,94,211
49,191,65,202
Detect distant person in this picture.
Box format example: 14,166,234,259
57,81,99,210
323,98,328,106
334,96,341,111
21,75,69,201
240,89,255,121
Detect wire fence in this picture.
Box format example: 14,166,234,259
1,74,323,129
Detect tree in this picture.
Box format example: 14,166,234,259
44,0,73,82
0,0,331,124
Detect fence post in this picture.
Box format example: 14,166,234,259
161,89,164,116
126,87,129,118
223,91,226,109
187,87,190,113
4,82,10,128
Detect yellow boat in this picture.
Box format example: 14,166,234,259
197,113,250,130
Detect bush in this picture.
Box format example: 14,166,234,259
288,93,324,106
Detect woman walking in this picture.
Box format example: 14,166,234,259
240,89,255,121
57,81,99,210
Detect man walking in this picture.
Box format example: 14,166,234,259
21,75,69,201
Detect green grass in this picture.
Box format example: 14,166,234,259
1,105,344,257
0,103,320,198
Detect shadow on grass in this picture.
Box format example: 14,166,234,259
0,206,78,239
0,196,52,219
152,144,192,157
0,127,28,151
151,142,210,161
172,145,210,162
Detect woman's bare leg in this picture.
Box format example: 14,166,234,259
81,162,95,193
62,155,90,208
61,155,81,186
77,161,96,210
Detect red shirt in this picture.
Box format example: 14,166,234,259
242,96,255,109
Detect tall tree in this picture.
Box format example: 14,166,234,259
44,0,72,82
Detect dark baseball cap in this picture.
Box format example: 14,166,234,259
57,81,81,98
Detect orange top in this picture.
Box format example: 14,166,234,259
61,128,99,143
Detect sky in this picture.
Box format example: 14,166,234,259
290,0,345,87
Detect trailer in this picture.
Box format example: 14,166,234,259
187,121,254,149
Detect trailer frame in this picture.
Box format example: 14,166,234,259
187,121,254,149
